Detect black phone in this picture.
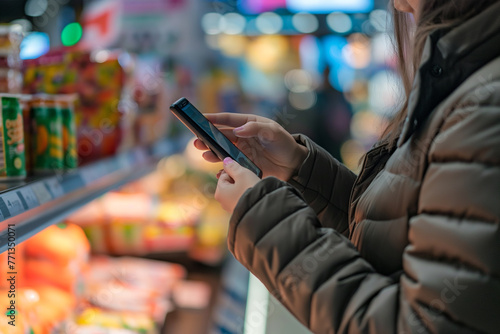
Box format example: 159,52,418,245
170,97,263,178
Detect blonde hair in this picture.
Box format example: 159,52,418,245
381,0,497,148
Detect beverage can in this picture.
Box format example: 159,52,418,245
56,94,78,169
0,94,26,179
19,94,33,175
32,95,64,173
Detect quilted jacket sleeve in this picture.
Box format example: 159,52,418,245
228,103,500,334
288,134,357,236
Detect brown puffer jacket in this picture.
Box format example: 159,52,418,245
228,3,500,334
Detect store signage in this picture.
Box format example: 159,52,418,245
81,0,122,49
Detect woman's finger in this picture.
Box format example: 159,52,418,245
216,169,224,179
194,138,208,150
205,113,264,127
233,121,279,145
218,171,234,184
218,127,238,142
202,151,221,163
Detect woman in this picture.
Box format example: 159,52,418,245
196,0,500,333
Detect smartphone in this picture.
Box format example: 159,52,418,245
170,97,263,178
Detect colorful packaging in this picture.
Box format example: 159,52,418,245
0,24,23,51
0,52,22,69
57,94,78,169
0,94,26,179
0,24,23,94
0,68,23,93
19,94,33,174
32,95,64,173
23,49,136,163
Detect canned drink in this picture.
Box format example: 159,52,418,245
56,95,78,169
0,94,26,180
32,95,64,173
19,95,33,175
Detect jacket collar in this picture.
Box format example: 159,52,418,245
397,1,500,147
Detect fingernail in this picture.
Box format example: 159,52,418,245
223,157,234,166
233,126,245,132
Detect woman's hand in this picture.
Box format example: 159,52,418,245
215,158,260,212
194,113,308,181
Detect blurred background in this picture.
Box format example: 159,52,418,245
0,0,403,333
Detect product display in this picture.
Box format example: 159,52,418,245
58,94,78,169
0,221,213,334
0,24,23,94
0,224,87,334
17,93,78,175
32,96,64,173
66,152,229,262
23,49,136,163
0,94,26,179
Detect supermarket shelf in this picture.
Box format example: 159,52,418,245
0,137,189,253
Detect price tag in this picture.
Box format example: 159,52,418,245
44,178,65,198
31,182,53,205
0,198,8,219
80,167,97,184
16,188,40,210
2,192,25,216
81,163,108,184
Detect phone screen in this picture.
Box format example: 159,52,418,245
175,100,262,177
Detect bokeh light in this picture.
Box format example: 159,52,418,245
350,110,385,140
221,13,246,35
284,69,314,93
218,35,248,58
25,0,48,17
326,12,352,34
20,32,50,60
342,34,371,69
340,140,365,172
246,35,289,72
369,9,390,32
202,12,223,35
292,13,319,34
61,22,83,46
255,12,283,34
288,91,317,110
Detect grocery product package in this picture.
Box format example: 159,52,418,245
0,24,23,94
23,49,137,164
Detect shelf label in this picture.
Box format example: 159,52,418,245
44,178,65,198
30,182,53,205
60,173,85,193
80,164,107,184
2,193,25,216
16,188,39,210
0,198,9,219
